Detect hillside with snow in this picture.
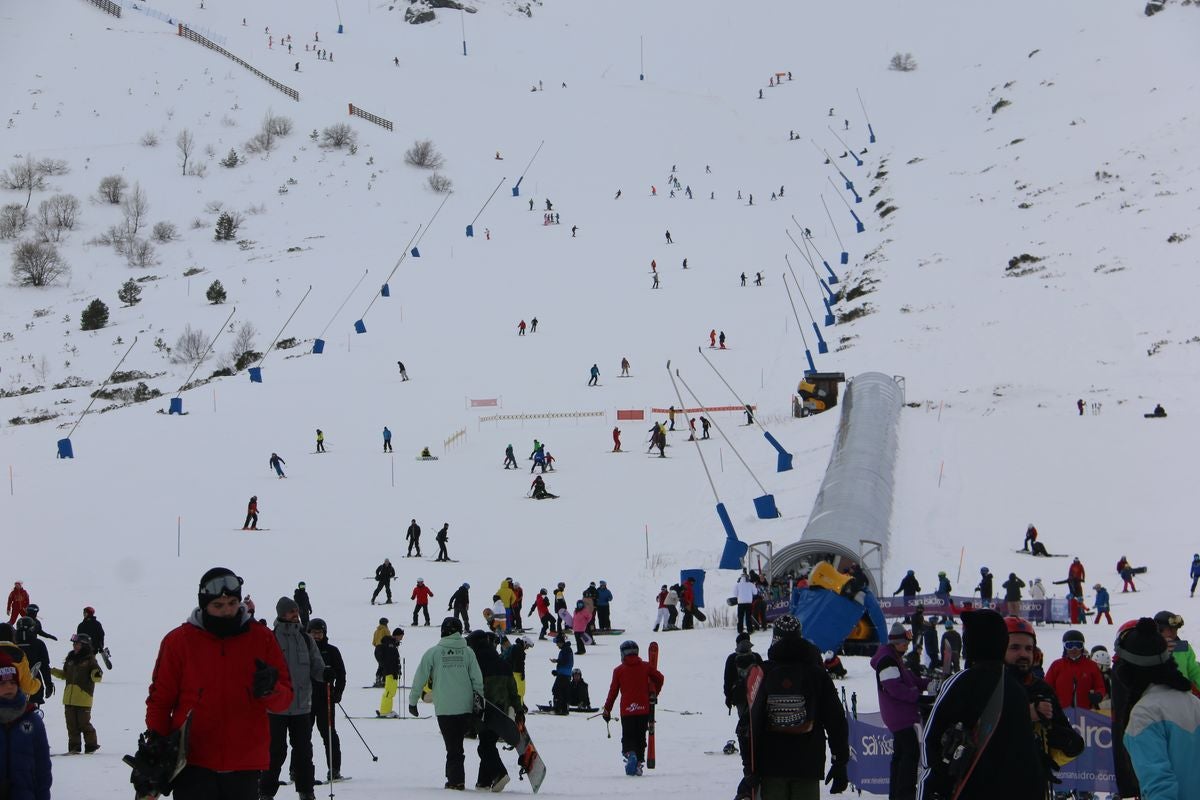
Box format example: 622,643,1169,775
1,0,1199,796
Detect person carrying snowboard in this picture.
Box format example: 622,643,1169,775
371,559,395,605
1118,555,1138,593
269,452,286,478
748,615,849,798
315,429,326,453
434,523,451,561
243,496,259,531
465,630,522,791
602,640,664,776
406,618,484,792
405,519,422,558
503,444,517,469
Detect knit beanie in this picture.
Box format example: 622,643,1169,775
276,596,300,619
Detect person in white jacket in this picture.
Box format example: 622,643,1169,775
734,573,760,634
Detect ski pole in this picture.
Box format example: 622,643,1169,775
337,702,379,761
326,685,335,799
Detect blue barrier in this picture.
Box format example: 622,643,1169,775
57,438,74,459
753,494,779,519
716,502,748,569
762,431,793,473
354,319,366,334
169,397,183,415
466,224,474,237
410,246,420,258
381,283,390,297
248,367,263,383
680,568,707,607
840,251,849,265
312,338,325,354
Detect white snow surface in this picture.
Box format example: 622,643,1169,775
1,0,1199,796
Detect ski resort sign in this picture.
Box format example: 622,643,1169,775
876,593,1061,623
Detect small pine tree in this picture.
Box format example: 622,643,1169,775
220,148,240,168
206,279,227,304
214,212,236,241
117,278,142,307
80,298,110,331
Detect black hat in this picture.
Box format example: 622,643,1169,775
962,609,1007,663
198,567,242,608
773,614,802,641
1116,618,1172,668
307,618,327,634
735,632,751,644
440,617,464,637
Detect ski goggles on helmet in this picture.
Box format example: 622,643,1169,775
1063,641,1085,651
200,573,243,597
1160,614,1184,629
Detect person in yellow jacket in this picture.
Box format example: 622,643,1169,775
496,579,516,630
0,624,41,697
371,617,391,688
51,632,103,753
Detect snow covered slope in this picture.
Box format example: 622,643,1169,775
1,0,1198,796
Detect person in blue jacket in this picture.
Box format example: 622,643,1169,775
595,581,614,631
382,427,392,453
1190,554,1200,598
934,571,952,602
587,364,599,387
0,652,52,800
549,634,574,714
1093,584,1112,624
268,452,286,478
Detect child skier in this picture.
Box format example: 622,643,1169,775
602,641,664,776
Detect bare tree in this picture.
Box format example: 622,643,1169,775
1,156,49,212
98,175,127,204
0,204,25,239
404,139,444,169
171,325,210,366
322,123,358,149
11,240,70,287
151,221,178,243
177,129,195,175
121,182,149,239
35,194,81,242
889,52,918,72
34,355,50,383
264,111,293,137
126,238,157,268
428,173,453,193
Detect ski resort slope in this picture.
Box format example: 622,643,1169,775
1,1,1198,796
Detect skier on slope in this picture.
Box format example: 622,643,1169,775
530,475,557,499
307,618,346,782
588,364,600,387
602,640,664,776
315,429,326,453
434,523,451,562
405,519,422,558
411,580,434,627
612,427,622,453
242,496,260,531
293,582,312,629
371,559,395,605
529,589,554,640
383,427,393,453
269,452,286,478
448,583,470,630
6,582,29,626
503,444,517,469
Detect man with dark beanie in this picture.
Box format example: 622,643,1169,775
919,610,1043,799
260,597,325,800
1117,617,1200,797
306,618,346,782
722,632,762,799
137,567,292,800
871,622,927,799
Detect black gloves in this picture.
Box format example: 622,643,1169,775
408,705,420,718
473,693,485,718
601,710,611,722
1088,691,1103,709
825,761,849,794
44,681,54,698
252,659,278,698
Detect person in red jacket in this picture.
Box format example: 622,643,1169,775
680,578,697,630
528,589,554,640
1044,629,1107,710
602,641,664,776
135,567,292,800
1067,557,1086,597
411,579,434,627
6,581,29,625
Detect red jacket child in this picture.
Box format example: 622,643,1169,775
411,581,434,605
7,582,29,625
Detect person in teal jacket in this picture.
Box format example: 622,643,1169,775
408,618,484,791
1154,610,1200,692
1118,617,1200,799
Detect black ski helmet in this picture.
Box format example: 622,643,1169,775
1062,629,1085,645
619,640,639,658
307,618,327,635
440,617,464,637
71,632,92,649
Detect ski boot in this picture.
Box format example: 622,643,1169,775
722,739,738,755
624,752,638,776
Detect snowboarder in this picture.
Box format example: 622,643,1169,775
406,618,483,792
719,331,727,349
588,364,599,386
550,634,574,714
293,582,312,629
744,405,754,425
700,416,711,439
517,320,526,336
243,496,259,531
710,329,717,348
383,427,392,453
465,629,522,792
411,580,433,626
77,607,104,653
595,581,614,631
307,618,346,782
434,523,451,561
571,225,577,237
602,641,664,776
397,361,409,381
405,519,422,558
665,230,672,244
754,272,763,286
1118,555,1138,592
530,449,548,474
530,476,557,499
315,429,326,453
740,272,747,287
620,357,630,376
530,317,538,333
268,452,286,478
503,444,518,469
612,427,622,452
13,618,53,706
371,559,395,605
682,257,688,269
530,589,554,640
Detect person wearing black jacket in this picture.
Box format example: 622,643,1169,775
1001,573,1025,617
14,617,53,705
448,583,471,630
21,605,56,642
374,629,402,718
77,607,104,651
722,632,763,799
975,568,993,602
405,519,422,557
894,570,921,599
748,615,849,798
371,559,395,605
307,619,346,781
294,582,312,629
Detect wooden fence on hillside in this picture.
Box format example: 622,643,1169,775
83,0,121,17
177,24,299,102
349,104,393,131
